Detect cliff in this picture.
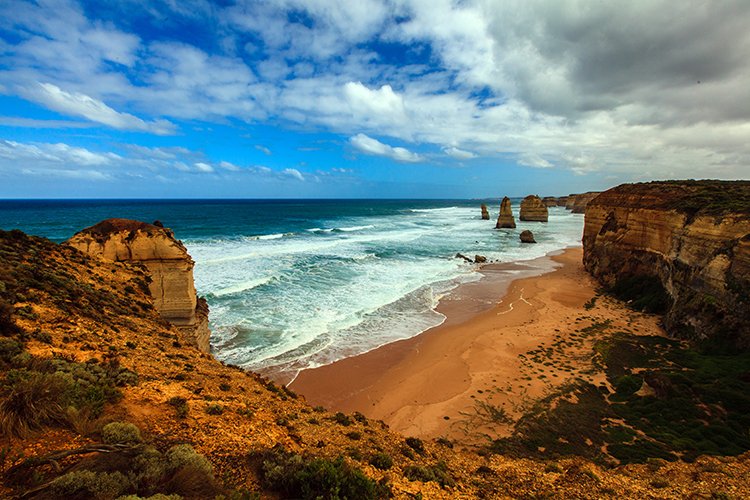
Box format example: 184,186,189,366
480,203,490,220
565,192,601,213
495,196,516,228
66,219,210,352
542,196,558,207
519,195,549,222
583,181,750,349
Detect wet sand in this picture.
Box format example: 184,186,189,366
290,247,619,443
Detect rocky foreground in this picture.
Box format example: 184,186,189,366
1,199,749,498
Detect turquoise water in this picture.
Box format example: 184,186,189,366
0,199,584,378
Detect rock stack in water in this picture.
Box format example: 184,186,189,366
542,196,558,207
66,219,211,352
520,195,549,222
520,230,536,243
495,197,516,228
481,204,490,220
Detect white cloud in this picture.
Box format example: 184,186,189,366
255,145,272,155
219,160,241,171
28,83,175,134
194,162,215,173
349,133,423,163
282,168,305,181
1,0,750,179
443,147,477,159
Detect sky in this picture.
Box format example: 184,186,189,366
0,0,749,199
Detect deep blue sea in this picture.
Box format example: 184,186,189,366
0,199,584,379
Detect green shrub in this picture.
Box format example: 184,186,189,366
345,431,362,440
333,412,352,426
403,462,454,487
259,446,387,500
0,370,68,436
369,452,393,470
614,375,643,398
48,470,131,499
0,338,23,363
166,444,213,477
205,404,224,415
167,396,189,418
404,437,425,455
102,421,142,445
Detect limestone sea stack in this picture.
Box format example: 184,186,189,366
556,196,568,207
66,219,211,352
542,196,558,207
481,203,490,220
583,181,750,349
519,195,549,222
495,197,516,228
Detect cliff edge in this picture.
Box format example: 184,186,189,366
66,218,211,352
583,181,750,349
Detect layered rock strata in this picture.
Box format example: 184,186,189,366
542,197,558,207
495,197,516,229
520,195,549,222
571,192,601,213
583,181,750,349
481,204,490,220
67,219,211,352
556,196,569,207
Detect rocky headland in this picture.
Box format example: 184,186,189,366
566,191,601,213
519,195,549,222
583,180,750,349
66,219,211,352
494,196,516,228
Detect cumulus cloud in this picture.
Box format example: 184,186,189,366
1,0,750,179
27,83,175,134
350,133,423,163
443,147,477,160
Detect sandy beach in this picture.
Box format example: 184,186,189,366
291,247,662,444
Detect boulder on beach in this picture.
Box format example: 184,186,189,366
481,204,490,220
474,255,487,263
455,253,473,263
495,197,516,229
520,195,549,222
520,230,536,244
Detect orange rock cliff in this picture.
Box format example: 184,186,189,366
583,181,750,349
66,218,211,352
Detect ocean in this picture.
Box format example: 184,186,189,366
0,199,584,380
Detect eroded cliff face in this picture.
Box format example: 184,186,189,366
583,181,750,349
567,192,601,213
66,218,210,352
520,195,549,222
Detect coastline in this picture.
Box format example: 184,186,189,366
290,246,629,443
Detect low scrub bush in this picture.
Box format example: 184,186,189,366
259,446,388,499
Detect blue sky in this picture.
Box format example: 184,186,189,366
1,0,749,198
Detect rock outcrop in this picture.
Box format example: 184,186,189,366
520,230,536,243
566,192,602,213
583,181,750,349
520,195,549,222
481,204,490,220
556,196,568,207
542,197,558,207
66,219,211,352
495,197,517,229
